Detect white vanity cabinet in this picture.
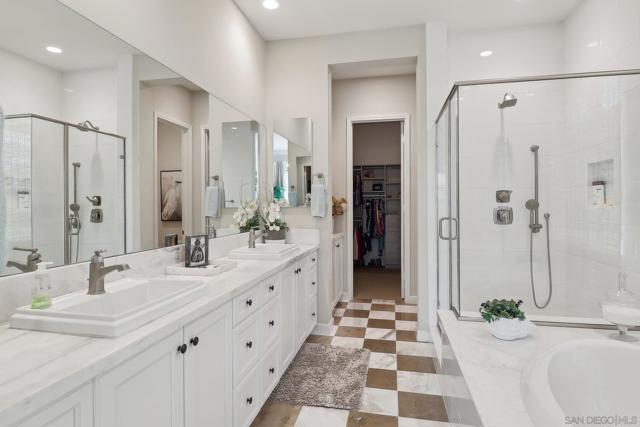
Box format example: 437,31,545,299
95,303,233,427
12,384,93,427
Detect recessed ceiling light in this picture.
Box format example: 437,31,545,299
587,40,603,48
231,127,239,130
46,46,63,54
262,0,279,10
480,50,493,57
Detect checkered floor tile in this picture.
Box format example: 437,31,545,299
252,299,459,427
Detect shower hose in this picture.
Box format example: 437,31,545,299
529,212,553,309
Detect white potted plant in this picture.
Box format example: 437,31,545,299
261,199,288,243
479,299,533,340
231,200,260,232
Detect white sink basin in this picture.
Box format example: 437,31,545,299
165,259,237,277
10,277,207,337
228,243,299,260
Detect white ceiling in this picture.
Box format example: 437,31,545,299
330,57,417,80
234,0,583,41
0,0,137,72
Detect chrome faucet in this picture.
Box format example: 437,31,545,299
6,247,42,273
88,250,130,295
248,228,257,249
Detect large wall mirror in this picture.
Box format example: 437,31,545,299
0,0,263,277
272,118,313,207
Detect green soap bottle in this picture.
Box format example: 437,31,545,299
32,262,53,309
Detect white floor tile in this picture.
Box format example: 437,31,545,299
347,302,371,310
333,308,345,317
369,311,396,320
368,352,397,370
396,320,417,331
359,387,398,416
339,317,369,327
295,406,349,427
396,341,437,357
365,328,396,340
331,336,364,349
396,305,418,313
397,371,443,395
372,299,396,305
398,418,452,427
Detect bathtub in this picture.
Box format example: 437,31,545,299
522,339,640,427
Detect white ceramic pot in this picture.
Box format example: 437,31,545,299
487,318,533,340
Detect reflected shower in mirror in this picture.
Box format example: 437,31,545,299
272,118,313,207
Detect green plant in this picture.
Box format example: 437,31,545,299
479,299,526,323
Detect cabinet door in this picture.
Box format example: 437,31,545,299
95,330,184,427
280,267,296,371
184,303,232,427
13,383,93,427
295,262,308,349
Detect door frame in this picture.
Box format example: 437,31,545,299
346,113,412,301
153,112,193,244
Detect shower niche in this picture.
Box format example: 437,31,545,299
587,159,615,208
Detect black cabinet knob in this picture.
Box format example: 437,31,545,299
246,397,253,405
269,284,275,291
336,244,341,248
269,320,275,327
177,344,187,354
190,337,199,346
269,367,275,374
312,312,316,317
312,258,316,262
312,281,316,286
246,341,253,348
246,299,253,306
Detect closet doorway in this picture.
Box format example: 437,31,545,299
346,114,410,301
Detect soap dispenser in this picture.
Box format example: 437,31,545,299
602,272,640,341
31,262,54,309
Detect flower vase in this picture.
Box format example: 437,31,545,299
264,229,286,243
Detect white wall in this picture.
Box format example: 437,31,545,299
61,67,119,131
353,121,402,165
58,0,266,122
265,25,427,329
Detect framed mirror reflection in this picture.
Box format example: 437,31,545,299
272,117,313,208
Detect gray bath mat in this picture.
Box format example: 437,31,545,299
269,343,370,410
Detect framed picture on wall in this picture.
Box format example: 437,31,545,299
160,170,183,222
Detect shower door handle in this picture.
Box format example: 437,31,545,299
438,217,459,241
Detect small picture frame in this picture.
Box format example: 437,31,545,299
185,234,209,268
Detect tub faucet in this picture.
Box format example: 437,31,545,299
88,249,130,295
6,247,42,273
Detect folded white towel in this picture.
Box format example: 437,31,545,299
204,186,221,218
310,183,326,218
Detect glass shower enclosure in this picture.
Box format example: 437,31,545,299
2,114,126,276
436,69,640,327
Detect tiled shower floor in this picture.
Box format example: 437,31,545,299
251,299,462,427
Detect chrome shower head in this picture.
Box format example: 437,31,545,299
498,93,518,109
72,162,81,168
76,120,99,132
530,145,539,152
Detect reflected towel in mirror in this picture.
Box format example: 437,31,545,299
204,186,222,218
311,183,326,218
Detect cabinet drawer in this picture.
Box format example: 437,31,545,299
233,365,261,427
261,343,280,401
233,286,261,326
261,297,281,351
233,315,261,385
307,267,318,300
261,274,280,302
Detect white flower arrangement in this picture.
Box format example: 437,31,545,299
231,200,259,232
262,199,288,232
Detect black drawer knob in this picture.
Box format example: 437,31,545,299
246,397,253,405
246,299,253,306
312,281,316,286
190,337,199,346
312,312,316,317
178,344,187,354
246,341,253,348
312,258,316,262
269,320,275,327
269,284,275,291
269,367,275,374
336,244,341,247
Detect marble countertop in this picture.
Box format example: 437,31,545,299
0,244,318,425
438,310,640,427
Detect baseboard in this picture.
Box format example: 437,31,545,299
403,295,418,305
312,323,337,336
417,329,433,343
